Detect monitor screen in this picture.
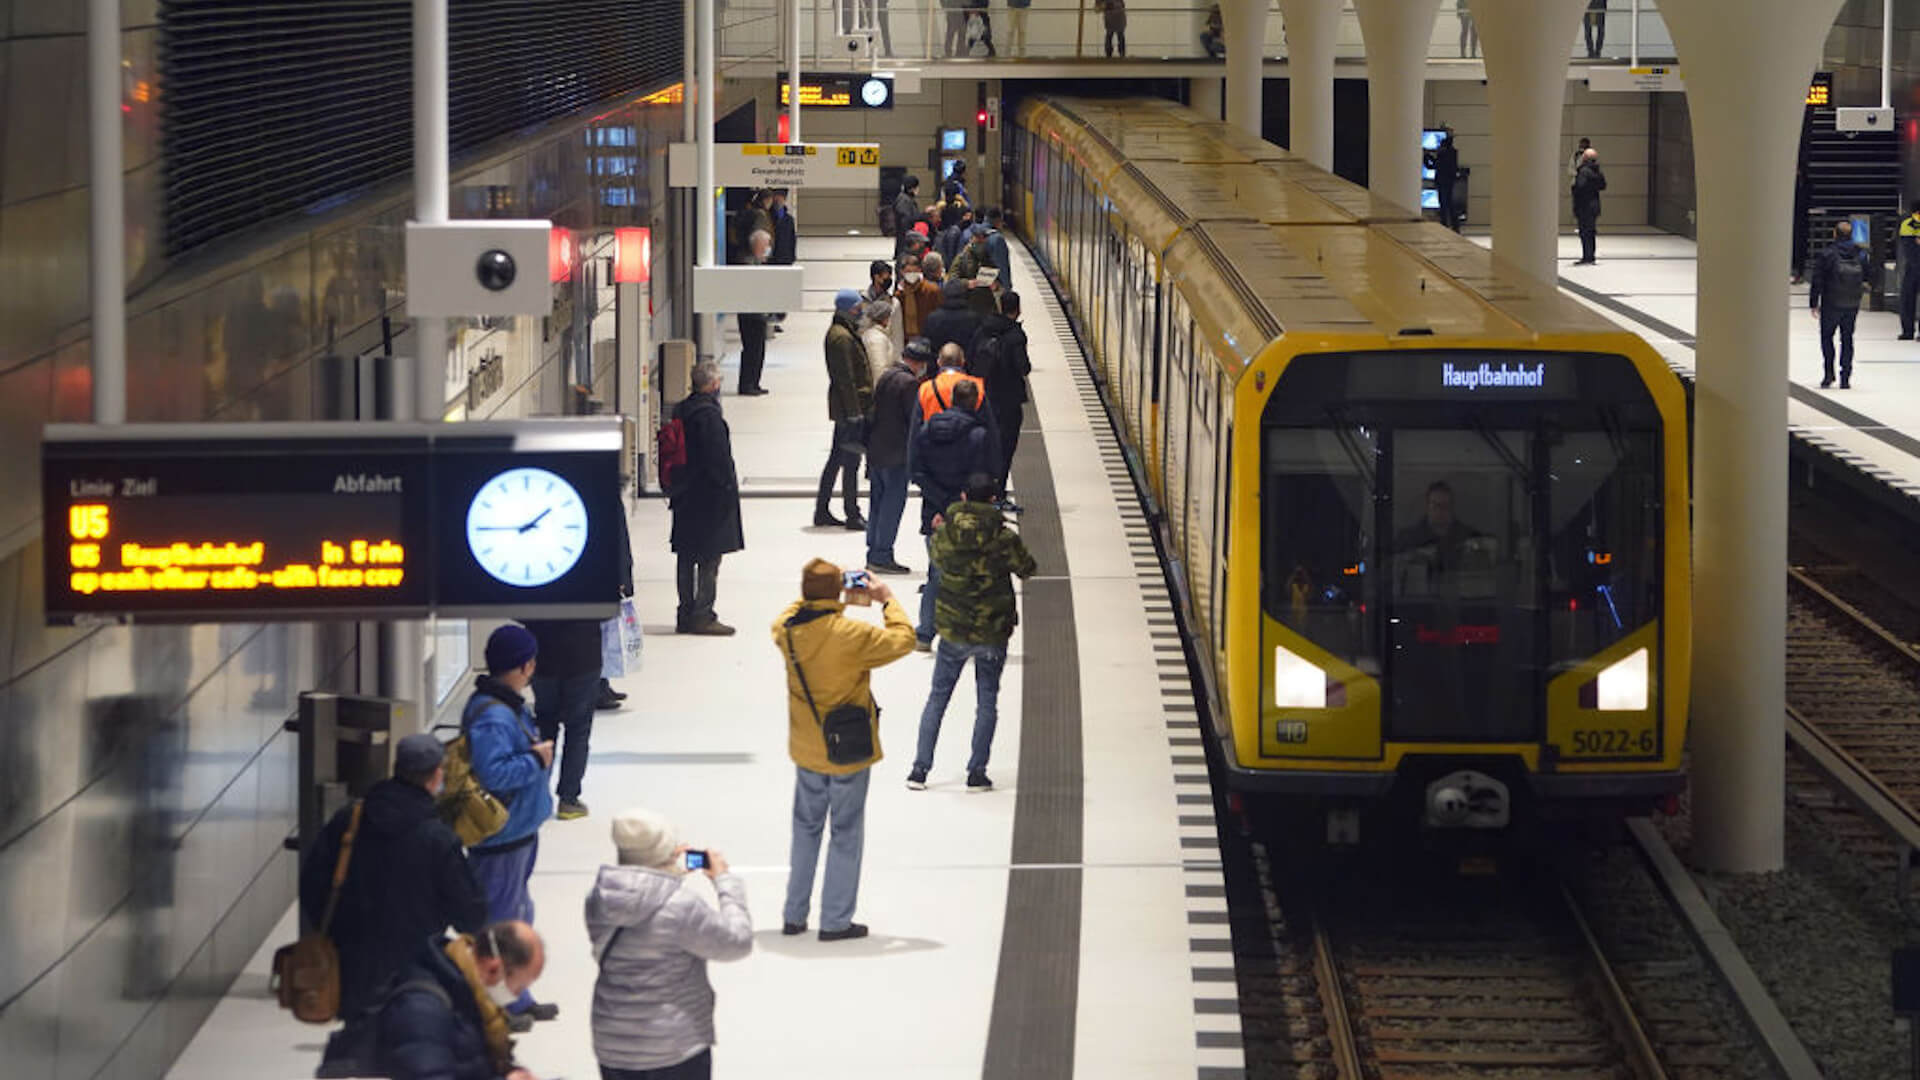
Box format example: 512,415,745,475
939,127,967,152
1851,216,1871,246
941,157,962,181
1420,188,1440,210
1421,128,1447,152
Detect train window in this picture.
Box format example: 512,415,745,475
1262,426,1381,676
1547,431,1660,664
1386,430,1539,742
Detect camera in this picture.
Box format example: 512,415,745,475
406,220,555,317
684,850,708,871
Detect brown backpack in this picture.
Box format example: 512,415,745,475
272,801,364,1023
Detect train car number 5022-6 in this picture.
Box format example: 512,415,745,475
1568,727,1655,756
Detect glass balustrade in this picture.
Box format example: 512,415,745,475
714,2,1677,67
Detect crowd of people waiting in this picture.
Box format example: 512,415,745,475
295,171,1038,1080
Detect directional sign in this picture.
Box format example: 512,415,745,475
668,142,882,189
42,420,622,625
1587,66,1684,93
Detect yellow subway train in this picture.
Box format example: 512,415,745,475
1008,95,1691,838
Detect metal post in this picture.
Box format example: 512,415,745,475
789,0,803,146
88,0,125,425
698,0,716,273
1883,0,1894,109
1630,0,1639,66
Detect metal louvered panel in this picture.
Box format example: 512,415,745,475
161,0,684,256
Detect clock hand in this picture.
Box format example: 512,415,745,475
474,525,525,531
517,506,554,534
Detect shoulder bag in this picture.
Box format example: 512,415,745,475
784,611,878,766
272,801,364,1023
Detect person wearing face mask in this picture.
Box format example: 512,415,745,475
859,259,903,356
301,733,487,1018
895,253,940,339
370,921,547,1080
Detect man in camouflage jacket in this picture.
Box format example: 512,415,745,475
906,473,1037,793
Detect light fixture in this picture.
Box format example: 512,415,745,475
1274,645,1326,709
1595,647,1649,711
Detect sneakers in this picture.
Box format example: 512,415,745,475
966,771,993,793
506,1012,534,1033
868,559,911,575
914,638,933,653
782,922,807,936
556,799,589,821
526,1002,559,1021
906,768,928,790
819,924,869,942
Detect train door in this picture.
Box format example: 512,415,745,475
1188,353,1219,659
1215,374,1233,657
1106,223,1127,391
1164,329,1192,556
1138,247,1160,451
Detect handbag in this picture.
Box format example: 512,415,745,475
783,612,877,766
600,617,627,679
271,801,364,1023
836,416,871,455
620,595,644,668
434,694,536,847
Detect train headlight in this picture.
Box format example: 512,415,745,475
1275,645,1326,709
1595,647,1649,711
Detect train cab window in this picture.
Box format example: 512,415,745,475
1387,432,1537,742
1547,430,1660,664
1262,426,1380,675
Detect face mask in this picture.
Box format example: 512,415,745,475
878,278,893,292
486,979,518,1009
903,272,923,285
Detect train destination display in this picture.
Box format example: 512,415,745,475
42,420,622,625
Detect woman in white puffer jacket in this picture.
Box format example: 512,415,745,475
586,808,753,1080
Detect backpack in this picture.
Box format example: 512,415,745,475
1833,248,1866,300
315,976,455,1079
433,693,533,848
969,327,1008,387
272,801,364,1024
657,417,689,495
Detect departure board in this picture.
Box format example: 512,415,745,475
42,421,622,625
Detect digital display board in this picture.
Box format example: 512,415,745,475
42,420,622,625
778,73,893,109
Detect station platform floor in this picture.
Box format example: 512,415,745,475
1496,231,1920,505
165,236,1244,1080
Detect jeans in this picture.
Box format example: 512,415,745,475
994,406,1023,491
1105,28,1125,56
737,314,767,392
916,534,939,645
600,1050,712,1080
532,671,598,802
866,464,910,565
469,836,538,1010
817,423,862,518
676,551,721,628
915,640,1008,774
784,766,871,931
1821,306,1859,382
1901,270,1919,337
1584,7,1605,56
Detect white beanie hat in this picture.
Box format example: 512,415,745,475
610,807,677,868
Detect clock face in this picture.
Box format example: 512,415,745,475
860,77,890,107
464,467,590,588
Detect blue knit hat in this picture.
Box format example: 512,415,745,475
485,624,539,674
834,288,862,313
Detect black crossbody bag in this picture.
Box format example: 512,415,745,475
784,609,877,766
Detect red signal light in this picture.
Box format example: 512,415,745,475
976,108,989,126
614,227,651,284
549,227,575,282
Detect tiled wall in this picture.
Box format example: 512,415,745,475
1427,80,1652,229
0,4,755,1074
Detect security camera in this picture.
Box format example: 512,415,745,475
406,220,554,317
1837,107,1894,132
836,32,873,57
475,250,517,292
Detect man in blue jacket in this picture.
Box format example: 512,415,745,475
462,625,555,1026
371,922,546,1080
911,377,995,650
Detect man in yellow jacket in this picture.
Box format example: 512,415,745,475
773,558,916,941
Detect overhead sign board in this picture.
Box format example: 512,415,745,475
1587,66,1684,93
42,420,622,625
778,73,893,109
667,142,882,189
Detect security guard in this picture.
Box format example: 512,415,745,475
1900,200,1920,340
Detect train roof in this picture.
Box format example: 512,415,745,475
1017,95,1623,376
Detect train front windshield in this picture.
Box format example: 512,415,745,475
1261,352,1663,743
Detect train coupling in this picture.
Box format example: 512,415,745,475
1425,770,1511,829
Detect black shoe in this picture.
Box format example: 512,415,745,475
1901,334,1915,341
690,619,736,636
782,922,807,936
596,687,622,711
601,678,627,702
1820,376,1835,388
966,771,993,793
506,1012,533,1033
739,386,769,396
814,510,846,528
906,767,928,790
819,924,869,942
1840,377,1851,389
527,1002,559,1022
868,560,911,575
843,514,868,531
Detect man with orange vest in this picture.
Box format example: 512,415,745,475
911,342,999,456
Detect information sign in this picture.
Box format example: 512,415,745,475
1587,66,1684,93
42,420,622,625
667,142,882,189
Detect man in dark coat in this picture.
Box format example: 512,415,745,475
769,189,798,330
370,923,544,1080
1810,219,1870,389
671,362,745,634
893,175,926,259
969,290,1032,489
518,617,600,820
867,337,934,575
922,277,982,359
1427,129,1461,232
1571,148,1606,265
983,208,1014,290
816,290,874,530
910,379,995,650
300,733,487,1017
735,228,773,395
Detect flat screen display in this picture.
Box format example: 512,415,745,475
939,127,967,152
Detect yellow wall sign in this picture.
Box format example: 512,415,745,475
837,146,881,166
666,143,883,189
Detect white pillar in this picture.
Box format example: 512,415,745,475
1353,0,1443,211
1221,0,1268,137
1467,0,1589,285
1191,77,1224,122
87,0,125,424
787,0,802,143
697,0,716,272
1662,0,1846,874
1276,0,1340,170
412,0,448,419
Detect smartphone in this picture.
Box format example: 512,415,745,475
683,849,708,871
843,569,873,606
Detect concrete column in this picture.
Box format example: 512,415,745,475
1191,77,1224,122
1353,0,1443,211
1275,0,1340,170
1221,0,1268,137
1466,0,1590,285
1661,0,1845,874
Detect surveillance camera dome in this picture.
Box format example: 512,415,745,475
476,250,517,292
